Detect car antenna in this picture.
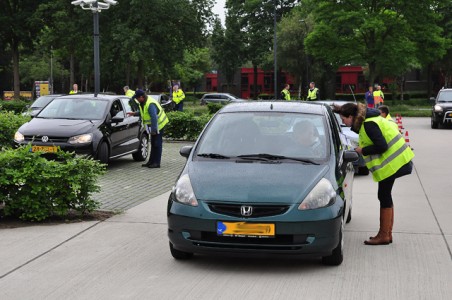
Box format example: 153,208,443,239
349,85,357,103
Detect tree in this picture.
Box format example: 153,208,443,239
0,0,43,98
174,48,212,93
226,0,299,99
304,0,448,90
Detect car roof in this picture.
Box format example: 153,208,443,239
56,94,125,102
203,93,235,96
219,101,327,115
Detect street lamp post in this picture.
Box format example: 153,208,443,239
273,0,278,100
71,0,118,96
300,20,309,94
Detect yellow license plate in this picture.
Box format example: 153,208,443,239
31,145,58,153
217,221,275,238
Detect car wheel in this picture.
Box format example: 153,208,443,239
132,134,149,161
322,220,344,266
357,166,369,176
346,207,352,224
169,242,193,260
96,142,109,164
431,117,438,129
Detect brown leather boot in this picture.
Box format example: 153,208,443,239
364,207,392,245
369,206,393,243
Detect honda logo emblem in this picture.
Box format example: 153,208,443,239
41,136,49,143
240,205,253,217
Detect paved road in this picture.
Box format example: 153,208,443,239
0,118,451,299
94,141,193,211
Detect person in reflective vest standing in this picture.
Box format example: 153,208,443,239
128,89,169,168
306,82,319,101
172,84,185,111
123,86,135,98
280,84,291,100
336,102,414,245
69,83,79,94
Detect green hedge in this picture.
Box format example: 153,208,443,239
0,146,105,221
164,111,212,140
0,100,30,114
0,111,31,148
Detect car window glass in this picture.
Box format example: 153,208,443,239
196,112,328,160
438,91,452,102
120,97,135,113
110,100,124,118
38,98,108,120
31,96,55,108
149,95,159,101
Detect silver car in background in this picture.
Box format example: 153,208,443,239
200,93,245,105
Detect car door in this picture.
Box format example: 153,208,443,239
119,97,141,153
108,99,131,156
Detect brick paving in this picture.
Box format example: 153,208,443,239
94,141,193,211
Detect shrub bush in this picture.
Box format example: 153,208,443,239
164,111,212,140
0,111,31,148
207,103,223,114
0,146,105,221
0,100,30,114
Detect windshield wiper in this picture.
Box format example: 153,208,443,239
197,153,230,159
237,153,320,165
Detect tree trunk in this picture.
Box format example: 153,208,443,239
70,54,75,91
427,63,432,98
298,75,302,100
11,39,20,99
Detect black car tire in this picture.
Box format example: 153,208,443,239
357,166,369,176
322,220,344,266
431,117,439,129
132,134,149,161
97,141,109,164
169,242,193,260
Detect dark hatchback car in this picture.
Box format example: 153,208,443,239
23,94,66,117
14,94,148,164
430,88,452,129
167,101,358,265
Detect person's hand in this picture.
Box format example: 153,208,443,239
354,147,363,154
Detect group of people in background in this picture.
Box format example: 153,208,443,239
365,84,385,108
280,81,319,101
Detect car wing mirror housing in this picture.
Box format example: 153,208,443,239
180,145,193,158
343,150,359,163
429,97,436,104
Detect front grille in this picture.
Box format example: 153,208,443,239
24,136,68,143
207,203,290,218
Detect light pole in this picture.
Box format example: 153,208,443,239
273,0,278,100
71,0,118,96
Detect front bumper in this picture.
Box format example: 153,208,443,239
167,197,343,256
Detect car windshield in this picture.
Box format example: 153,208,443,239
38,98,108,120
196,112,328,160
31,96,56,108
149,95,159,101
438,91,452,102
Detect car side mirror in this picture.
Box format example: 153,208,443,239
111,116,124,123
343,150,359,163
180,145,193,158
429,97,436,104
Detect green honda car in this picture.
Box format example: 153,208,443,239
167,101,358,265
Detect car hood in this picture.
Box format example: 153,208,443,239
19,118,99,136
188,161,329,204
436,102,452,109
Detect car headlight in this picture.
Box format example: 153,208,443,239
298,178,336,210
434,105,443,112
172,174,198,207
14,131,24,142
68,133,93,144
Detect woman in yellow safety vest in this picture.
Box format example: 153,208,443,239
335,102,414,245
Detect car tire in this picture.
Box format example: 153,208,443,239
132,133,149,161
97,141,109,164
346,207,352,224
357,166,369,176
322,220,344,266
169,242,193,260
431,117,438,129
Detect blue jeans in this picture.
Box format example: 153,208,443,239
175,101,184,112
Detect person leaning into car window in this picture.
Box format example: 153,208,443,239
127,89,169,168
335,102,414,246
